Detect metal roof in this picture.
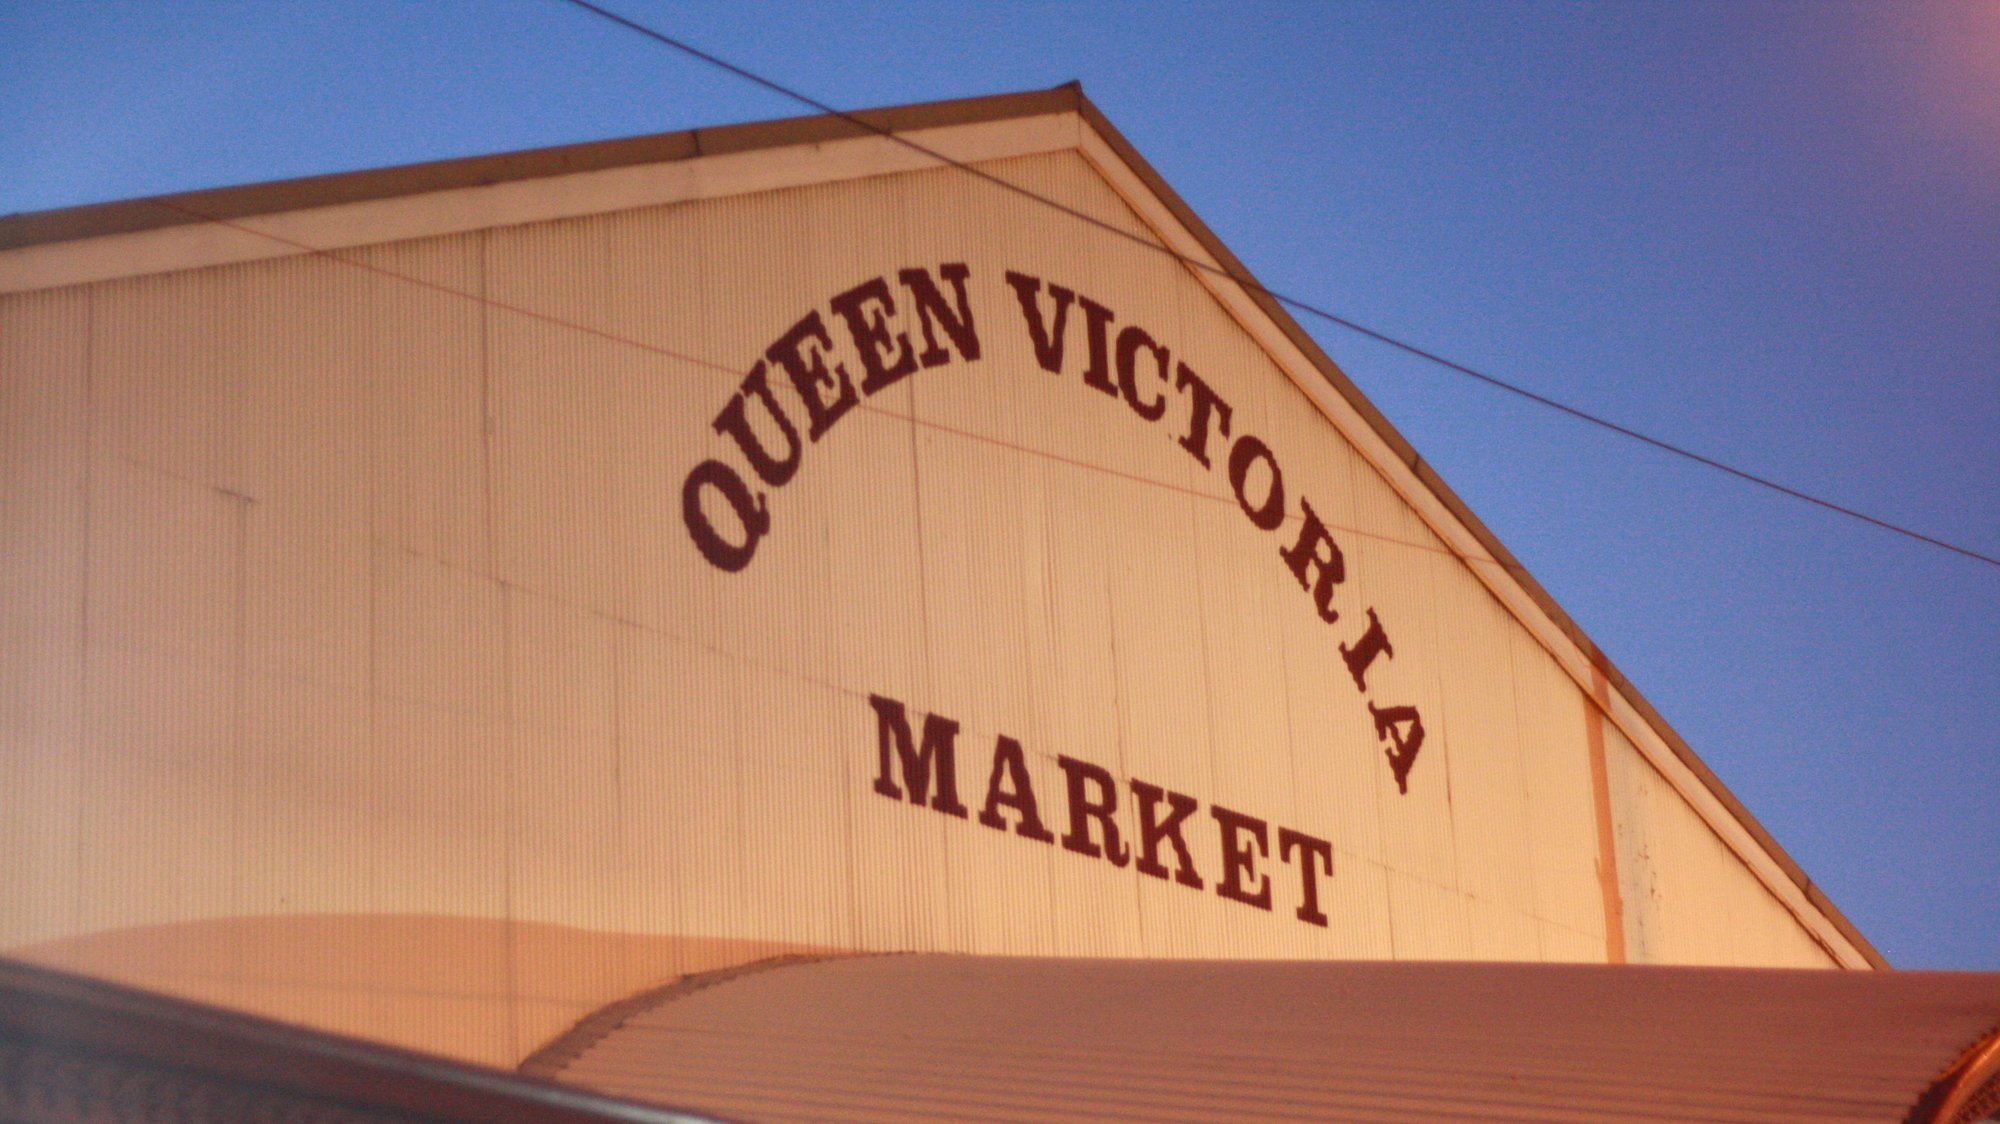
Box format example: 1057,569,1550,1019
0,957,719,1124
549,953,2000,1123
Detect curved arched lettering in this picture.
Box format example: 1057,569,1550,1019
681,459,770,573
683,265,1429,794
1115,325,1171,421
712,362,804,487
1227,434,1286,531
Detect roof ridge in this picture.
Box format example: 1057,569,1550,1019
0,84,1082,253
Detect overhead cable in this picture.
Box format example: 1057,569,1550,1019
552,0,2000,572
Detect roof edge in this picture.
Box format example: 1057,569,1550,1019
1068,90,1889,971
0,83,1084,254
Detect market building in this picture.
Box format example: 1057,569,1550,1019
3,86,1996,1122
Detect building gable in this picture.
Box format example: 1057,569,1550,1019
0,87,1877,1069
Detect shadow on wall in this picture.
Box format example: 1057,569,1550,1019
9,916,836,1069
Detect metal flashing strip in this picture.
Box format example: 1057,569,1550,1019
1585,668,1630,963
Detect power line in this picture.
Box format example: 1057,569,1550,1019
553,0,2000,572
147,197,1467,565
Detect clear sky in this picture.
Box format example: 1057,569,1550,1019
5,1,1994,970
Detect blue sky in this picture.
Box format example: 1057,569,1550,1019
5,1,1995,970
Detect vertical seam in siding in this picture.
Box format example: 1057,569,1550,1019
229,491,249,931
500,582,523,1060
73,287,96,940
1585,667,1627,963
476,232,497,576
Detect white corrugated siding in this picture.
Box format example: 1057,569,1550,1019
1603,719,1840,967
1,288,90,952
1,142,1850,1067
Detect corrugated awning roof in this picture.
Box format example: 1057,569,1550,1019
547,954,2000,1123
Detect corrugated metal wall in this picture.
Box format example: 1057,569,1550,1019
1,147,1838,1067
1603,721,1838,967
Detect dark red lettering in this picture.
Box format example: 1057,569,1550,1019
868,694,968,817
1339,607,1394,692
1211,804,1272,910
1076,295,1118,399
978,735,1056,842
897,263,981,368
1057,754,1130,866
1278,827,1335,926
1368,702,1427,795
1003,271,1074,374
681,459,769,572
1115,325,1170,421
1128,779,1205,889
1174,363,1233,468
711,361,804,487
1279,497,1346,623
1227,434,1285,530
829,277,918,395
765,311,856,442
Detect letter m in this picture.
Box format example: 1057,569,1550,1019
869,694,969,818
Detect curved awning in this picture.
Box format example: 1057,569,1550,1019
544,954,2000,1123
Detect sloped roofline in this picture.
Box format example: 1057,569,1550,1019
0,83,1886,969
0,85,1084,251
